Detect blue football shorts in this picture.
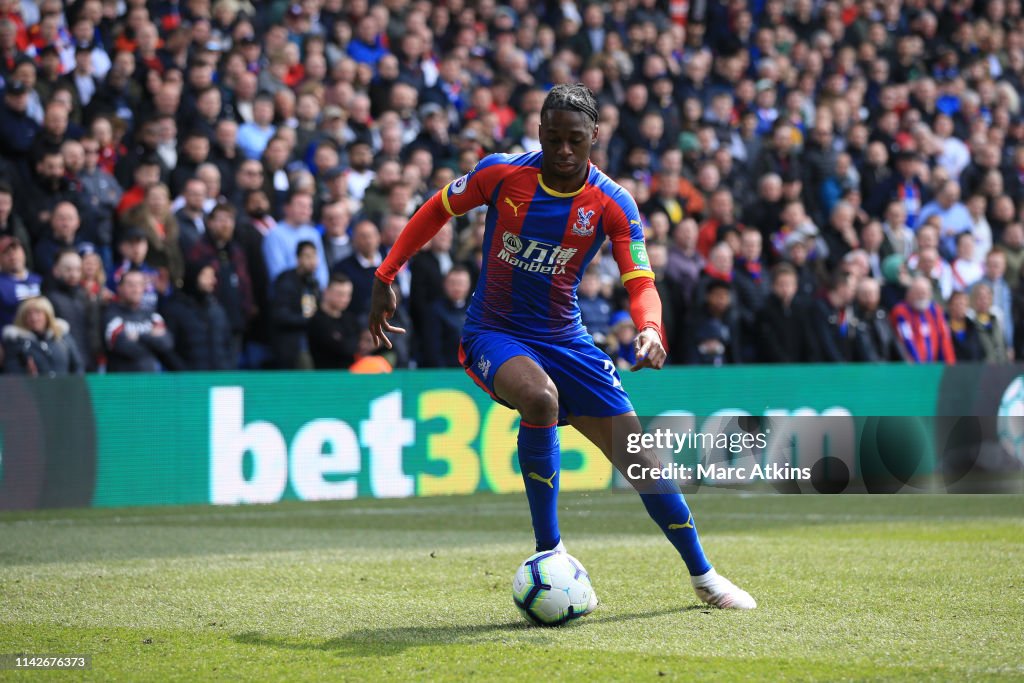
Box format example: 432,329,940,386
458,329,635,424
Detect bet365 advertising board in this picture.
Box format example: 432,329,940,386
1,364,1022,510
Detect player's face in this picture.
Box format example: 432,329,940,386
539,110,597,183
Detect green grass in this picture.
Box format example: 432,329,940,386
1,492,1022,681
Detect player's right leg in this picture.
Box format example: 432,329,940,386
492,356,563,553
460,335,598,614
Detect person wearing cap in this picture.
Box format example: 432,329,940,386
411,102,457,163
0,79,39,164
58,40,99,124
0,235,43,328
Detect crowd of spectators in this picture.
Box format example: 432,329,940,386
1,0,1023,376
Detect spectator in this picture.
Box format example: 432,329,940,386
409,222,453,361
174,177,208,253
686,279,742,366
969,283,1011,364
868,150,929,225
270,240,321,369
882,201,915,262
742,173,784,243
103,269,176,372
160,262,233,371
422,265,471,368
859,221,892,281
44,248,99,371
916,180,973,261
947,291,984,363
186,203,254,359
756,262,814,363
950,232,983,293
853,278,901,362
665,218,702,327
307,273,360,370
2,296,83,376
109,228,160,311
1000,223,1024,289
21,150,78,241
733,228,768,360
34,201,90,277
0,235,42,328
978,249,1014,350
262,189,328,292
0,180,33,271
123,182,183,291
609,310,639,370
697,189,742,259
912,247,954,304
890,276,956,364
319,201,353,269
76,137,122,267
965,194,993,264
808,271,858,363
335,219,384,318
115,154,162,221
0,80,39,175
237,93,278,161
578,266,612,348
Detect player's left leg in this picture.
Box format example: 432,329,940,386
567,413,757,610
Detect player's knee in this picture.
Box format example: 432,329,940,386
516,380,559,425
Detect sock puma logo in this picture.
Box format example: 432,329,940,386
668,514,694,530
504,197,525,216
528,471,557,489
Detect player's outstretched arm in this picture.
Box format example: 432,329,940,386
369,277,406,349
370,192,452,348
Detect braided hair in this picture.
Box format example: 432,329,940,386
540,84,599,127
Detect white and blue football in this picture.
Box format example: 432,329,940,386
512,550,593,626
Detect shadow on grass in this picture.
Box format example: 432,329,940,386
232,606,687,657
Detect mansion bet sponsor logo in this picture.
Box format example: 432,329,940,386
498,232,577,275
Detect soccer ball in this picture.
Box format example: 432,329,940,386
511,550,593,626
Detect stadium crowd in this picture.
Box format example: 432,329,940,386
0,0,1022,375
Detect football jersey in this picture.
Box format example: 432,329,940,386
441,151,653,341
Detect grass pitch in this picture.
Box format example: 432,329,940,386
1,492,1022,681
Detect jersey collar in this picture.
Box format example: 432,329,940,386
538,162,591,198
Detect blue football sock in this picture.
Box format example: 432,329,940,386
518,421,561,552
640,478,712,576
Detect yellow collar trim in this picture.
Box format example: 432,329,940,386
538,173,587,197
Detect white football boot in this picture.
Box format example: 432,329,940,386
691,568,757,610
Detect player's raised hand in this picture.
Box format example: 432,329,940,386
368,277,406,349
630,326,666,372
